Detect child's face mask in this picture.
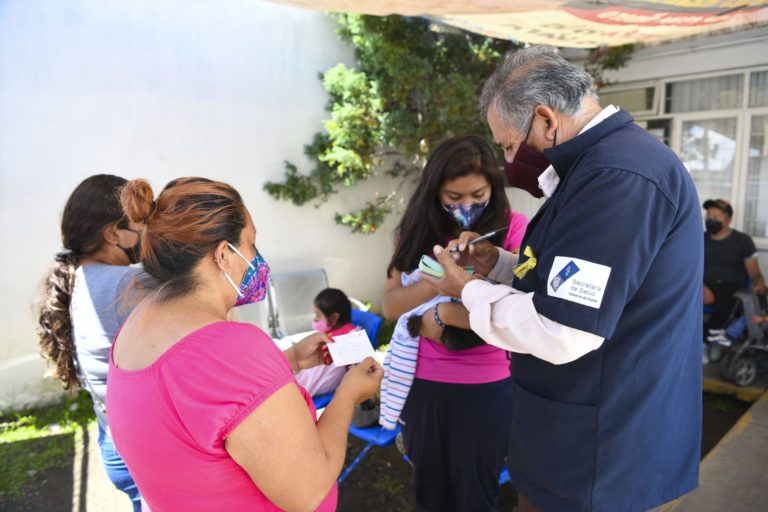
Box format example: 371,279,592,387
312,318,329,333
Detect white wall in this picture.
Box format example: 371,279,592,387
0,0,410,409
601,26,768,84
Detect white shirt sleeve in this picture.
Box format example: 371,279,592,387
487,248,519,284
461,279,605,365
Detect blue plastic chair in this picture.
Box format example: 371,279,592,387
338,424,401,484
351,309,383,348
311,391,334,410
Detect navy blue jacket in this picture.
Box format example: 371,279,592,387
509,110,703,511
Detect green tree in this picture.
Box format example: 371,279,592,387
584,44,636,89
263,14,518,233
264,15,634,234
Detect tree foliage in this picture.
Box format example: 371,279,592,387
263,15,518,233
585,44,636,89
263,15,634,234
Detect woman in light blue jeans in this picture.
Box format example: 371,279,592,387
36,174,145,511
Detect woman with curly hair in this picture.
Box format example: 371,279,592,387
36,174,143,511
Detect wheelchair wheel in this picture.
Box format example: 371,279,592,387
731,357,758,387
708,343,725,363
719,352,734,382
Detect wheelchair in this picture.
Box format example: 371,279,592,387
709,290,768,387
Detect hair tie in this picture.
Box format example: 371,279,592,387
54,249,81,264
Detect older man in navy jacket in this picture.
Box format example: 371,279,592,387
426,45,703,512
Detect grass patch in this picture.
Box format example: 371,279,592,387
372,472,407,496
703,391,750,413
0,391,95,503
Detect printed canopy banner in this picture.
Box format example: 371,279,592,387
270,0,768,47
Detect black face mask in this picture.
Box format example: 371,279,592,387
705,219,723,234
117,225,142,264
118,241,141,264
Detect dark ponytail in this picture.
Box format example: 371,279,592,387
36,174,128,391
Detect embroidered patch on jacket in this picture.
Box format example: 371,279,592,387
546,256,611,309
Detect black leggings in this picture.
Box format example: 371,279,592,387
401,377,514,512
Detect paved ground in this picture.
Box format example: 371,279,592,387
659,363,768,512
70,361,767,512
71,424,127,512
663,391,768,512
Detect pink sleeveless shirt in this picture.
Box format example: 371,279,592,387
107,321,337,511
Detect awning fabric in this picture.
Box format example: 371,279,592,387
268,1,768,48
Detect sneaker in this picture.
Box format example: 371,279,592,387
702,345,710,365
707,330,733,347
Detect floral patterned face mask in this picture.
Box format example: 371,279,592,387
225,243,270,307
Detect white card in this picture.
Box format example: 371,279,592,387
326,329,375,367
546,256,611,309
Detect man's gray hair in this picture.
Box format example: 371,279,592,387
479,45,598,132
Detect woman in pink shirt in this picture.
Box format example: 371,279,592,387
382,135,526,511
107,177,382,511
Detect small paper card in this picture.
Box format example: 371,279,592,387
419,254,474,279
326,329,375,367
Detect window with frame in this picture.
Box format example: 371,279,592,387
681,118,737,202
665,74,743,113
599,87,655,113
746,115,768,239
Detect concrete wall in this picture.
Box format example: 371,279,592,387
0,0,405,409
601,26,768,84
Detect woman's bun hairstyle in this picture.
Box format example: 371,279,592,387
120,179,156,223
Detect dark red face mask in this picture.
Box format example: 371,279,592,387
503,142,551,198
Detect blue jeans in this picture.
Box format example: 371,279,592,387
725,316,747,340
97,423,142,512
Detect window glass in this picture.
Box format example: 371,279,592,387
749,71,768,108
745,115,768,238
646,119,671,146
665,75,743,113
681,118,737,202
599,87,654,112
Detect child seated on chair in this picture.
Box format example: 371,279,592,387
296,288,381,427
295,288,356,396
